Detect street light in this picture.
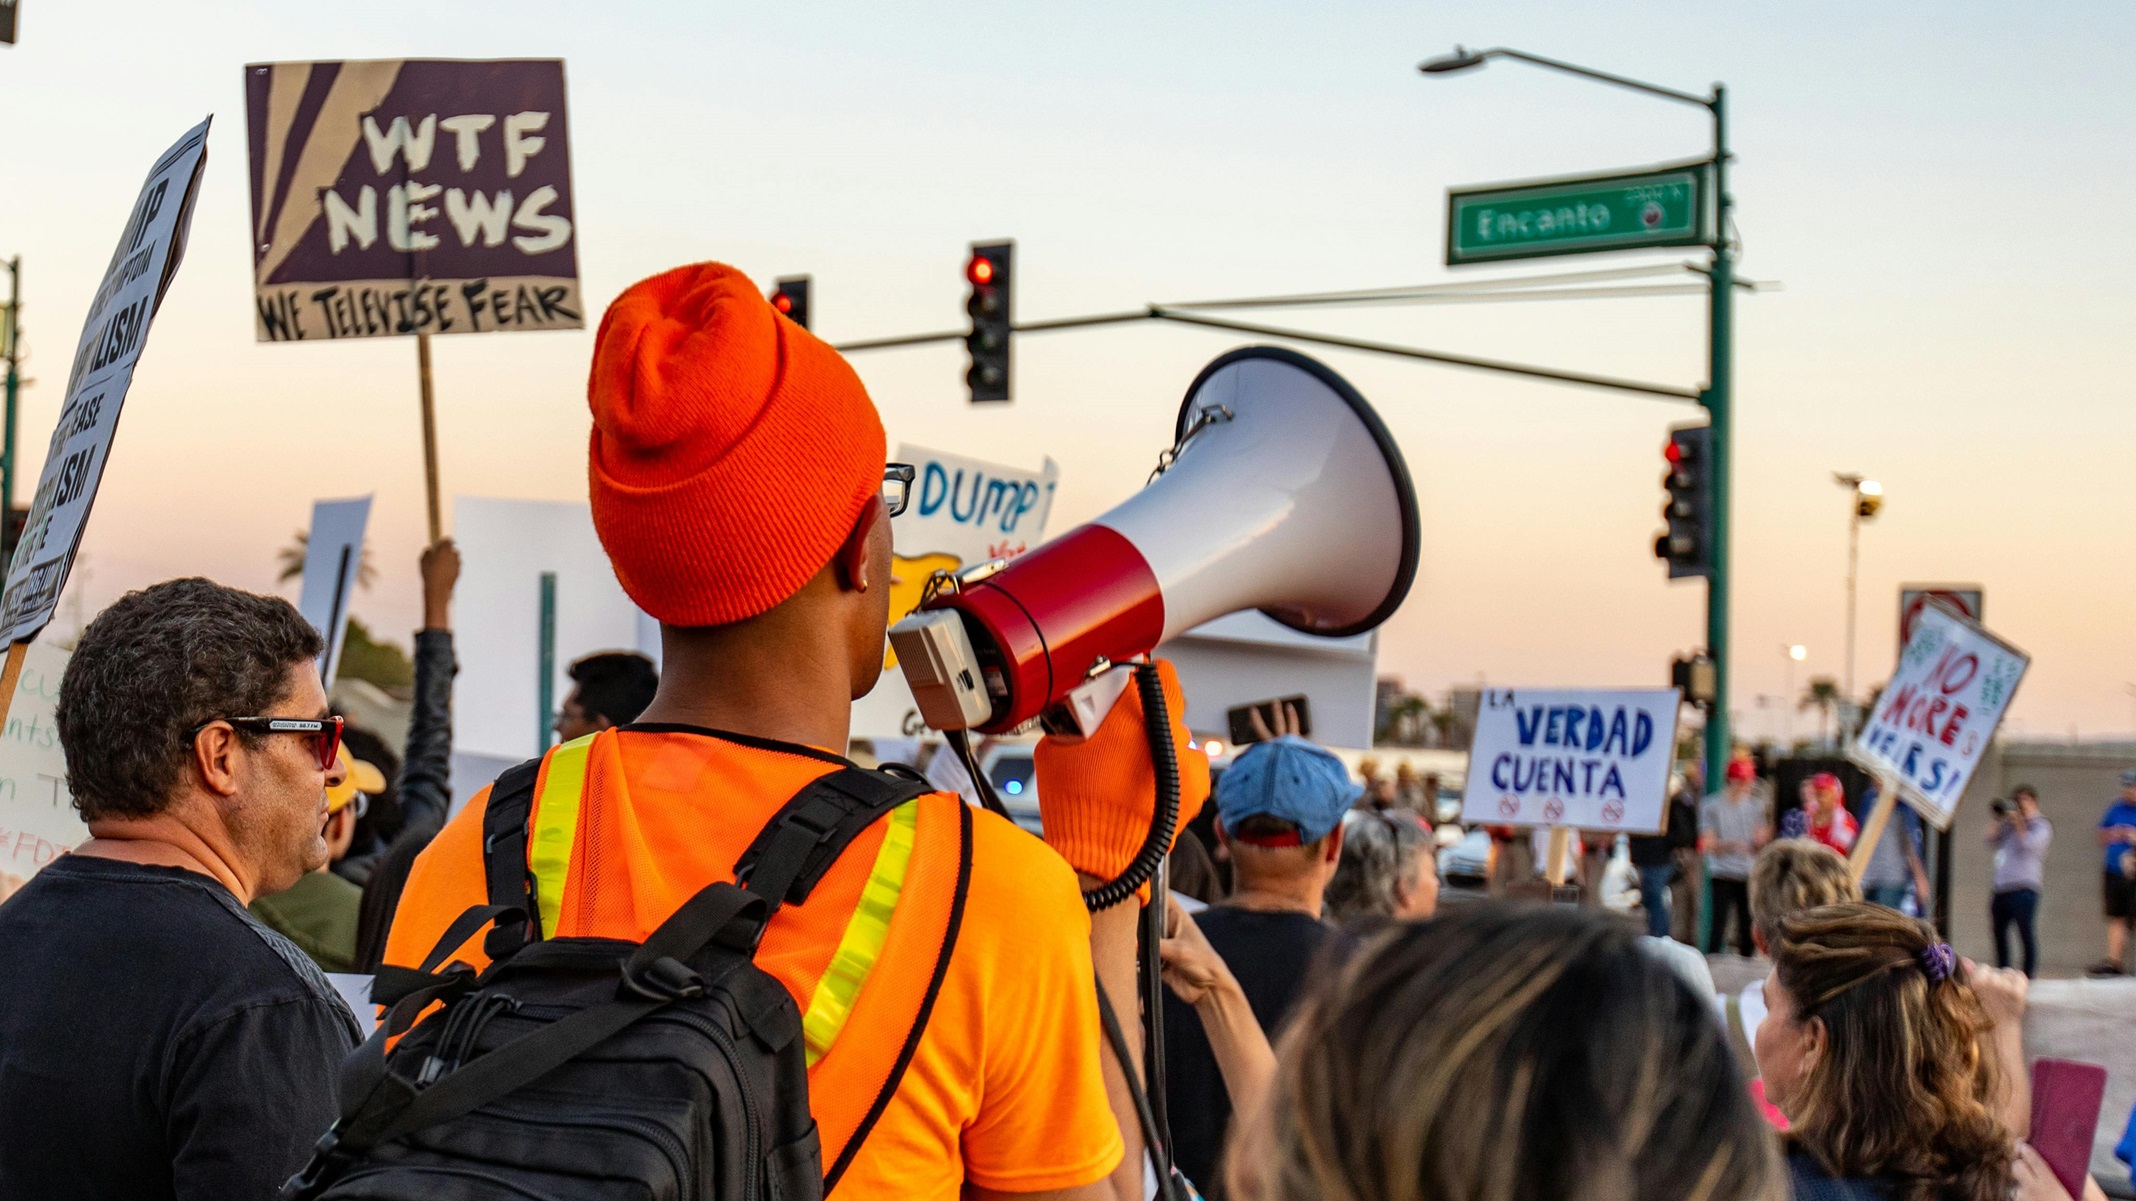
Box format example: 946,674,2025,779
1784,644,1806,744
1421,45,1736,788
1834,473,1883,704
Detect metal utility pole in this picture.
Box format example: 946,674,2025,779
1834,472,1883,700
1419,46,1737,790
3,256,19,517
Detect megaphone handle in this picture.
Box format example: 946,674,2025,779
1081,663,1182,912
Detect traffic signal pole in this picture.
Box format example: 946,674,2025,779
1703,86,1732,790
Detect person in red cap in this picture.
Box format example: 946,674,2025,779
1699,755,1771,955
388,263,1204,1200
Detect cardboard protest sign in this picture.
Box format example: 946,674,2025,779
1849,600,2027,829
0,119,210,645
452,497,656,761
1458,688,1681,832
245,59,580,341
0,641,82,879
295,496,373,686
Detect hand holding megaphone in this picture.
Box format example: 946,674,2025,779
1034,659,1210,904
889,346,1419,736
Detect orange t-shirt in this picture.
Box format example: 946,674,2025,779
386,727,1123,1197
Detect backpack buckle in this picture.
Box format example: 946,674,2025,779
282,1125,348,1197
622,955,706,1002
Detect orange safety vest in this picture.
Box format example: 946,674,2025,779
387,727,973,1185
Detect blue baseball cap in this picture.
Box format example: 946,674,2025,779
1215,736,1361,845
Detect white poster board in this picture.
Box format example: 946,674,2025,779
855,445,1060,740
1848,600,2027,829
0,120,210,643
452,497,656,761
0,642,82,878
296,496,372,686
1458,687,1681,832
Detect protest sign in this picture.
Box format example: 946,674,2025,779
245,59,578,544
1458,687,1681,833
245,58,580,342
0,641,81,880
295,496,373,686
452,497,656,763
891,443,1058,566
0,119,210,653
1848,599,2027,830
854,446,1058,740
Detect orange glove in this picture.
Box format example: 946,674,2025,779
1034,660,1210,903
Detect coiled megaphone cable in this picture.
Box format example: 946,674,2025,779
1080,662,1182,912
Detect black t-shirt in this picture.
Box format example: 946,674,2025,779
1162,905,1344,1198
1630,794,1701,866
0,856,360,1201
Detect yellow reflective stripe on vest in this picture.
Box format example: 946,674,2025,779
528,733,597,939
801,798,920,1066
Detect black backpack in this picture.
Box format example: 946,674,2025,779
284,757,968,1201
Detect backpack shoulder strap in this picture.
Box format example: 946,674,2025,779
824,796,974,1194
481,755,545,916
732,765,934,919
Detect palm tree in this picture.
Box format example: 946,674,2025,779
276,530,377,588
1800,677,1842,746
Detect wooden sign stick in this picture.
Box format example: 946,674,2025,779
0,641,29,733
417,333,443,545
1848,776,1900,885
1544,826,1573,887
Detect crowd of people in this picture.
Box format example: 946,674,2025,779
0,261,2123,1201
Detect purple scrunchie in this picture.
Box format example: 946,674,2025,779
1919,941,1956,984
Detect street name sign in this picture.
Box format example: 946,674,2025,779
1849,600,2027,829
1446,163,1711,266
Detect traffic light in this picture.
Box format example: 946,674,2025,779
1670,652,1717,707
1654,422,1712,579
769,276,810,330
964,241,1012,403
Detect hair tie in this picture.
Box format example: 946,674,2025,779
1918,942,1955,984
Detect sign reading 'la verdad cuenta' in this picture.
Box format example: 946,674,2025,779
1459,688,1681,833
245,58,581,342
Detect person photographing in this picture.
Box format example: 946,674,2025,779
386,263,1205,1200
1985,786,2051,978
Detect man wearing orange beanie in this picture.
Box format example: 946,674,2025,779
387,263,1204,1200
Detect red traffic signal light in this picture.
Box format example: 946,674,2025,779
768,276,811,330
966,255,996,286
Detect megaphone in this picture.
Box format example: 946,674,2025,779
889,345,1418,734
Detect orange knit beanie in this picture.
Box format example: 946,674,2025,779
588,263,885,627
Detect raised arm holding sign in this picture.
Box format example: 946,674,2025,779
0,119,209,725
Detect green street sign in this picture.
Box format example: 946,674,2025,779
1446,163,1712,266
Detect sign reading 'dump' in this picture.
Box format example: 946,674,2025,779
1459,687,1681,833
245,58,581,342
1446,163,1710,266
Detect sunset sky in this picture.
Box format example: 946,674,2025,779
2,0,2131,743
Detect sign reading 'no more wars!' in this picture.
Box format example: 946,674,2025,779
1849,600,2028,829
246,58,581,342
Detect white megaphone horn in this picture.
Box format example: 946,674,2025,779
889,345,1419,734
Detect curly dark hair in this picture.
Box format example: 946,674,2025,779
56,577,323,821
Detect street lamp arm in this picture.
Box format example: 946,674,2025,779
1445,46,1716,110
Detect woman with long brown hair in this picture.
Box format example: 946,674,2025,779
1757,902,2014,1201
1226,903,1782,1201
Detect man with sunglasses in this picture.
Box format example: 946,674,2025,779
0,578,361,1200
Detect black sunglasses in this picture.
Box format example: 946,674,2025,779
194,715,344,771
883,463,916,518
